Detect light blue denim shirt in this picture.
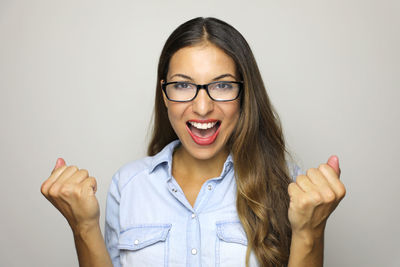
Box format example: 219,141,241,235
105,140,301,267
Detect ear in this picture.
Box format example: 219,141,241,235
160,79,169,109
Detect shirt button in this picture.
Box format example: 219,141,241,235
191,248,197,255
191,213,196,218
134,240,139,245
207,184,212,190
172,188,177,192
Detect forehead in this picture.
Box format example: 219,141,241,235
167,44,237,81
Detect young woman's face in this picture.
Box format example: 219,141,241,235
162,43,240,161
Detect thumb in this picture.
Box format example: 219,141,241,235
327,155,341,176
52,158,66,173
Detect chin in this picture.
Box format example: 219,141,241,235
188,147,219,160
181,135,228,161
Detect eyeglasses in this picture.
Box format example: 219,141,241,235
162,81,243,102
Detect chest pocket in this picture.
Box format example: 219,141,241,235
216,221,248,267
118,224,172,267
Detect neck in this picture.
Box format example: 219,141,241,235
172,145,229,184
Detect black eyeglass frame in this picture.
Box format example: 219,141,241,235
161,81,244,102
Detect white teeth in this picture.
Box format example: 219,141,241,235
189,121,217,130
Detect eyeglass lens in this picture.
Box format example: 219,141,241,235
165,82,240,101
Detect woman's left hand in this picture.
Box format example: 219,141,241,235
288,156,346,238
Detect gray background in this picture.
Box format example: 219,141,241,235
1,0,399,266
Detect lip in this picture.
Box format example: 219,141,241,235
186,119,221,146
187,119,219,123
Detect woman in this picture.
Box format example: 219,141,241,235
41,17,345,267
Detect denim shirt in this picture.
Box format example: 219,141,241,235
104,140,301,267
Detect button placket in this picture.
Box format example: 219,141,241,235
187,209,200,265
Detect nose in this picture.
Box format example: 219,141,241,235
192,88,214,117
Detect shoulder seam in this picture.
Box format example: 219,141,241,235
119,167,151,193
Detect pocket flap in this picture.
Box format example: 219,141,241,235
216,221,247,246
118,224,172,250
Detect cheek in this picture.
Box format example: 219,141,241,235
167,109,178,130
167,104,188,129
226,103,240,127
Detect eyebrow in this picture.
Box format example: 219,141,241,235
169,74,193,81
212,74,237,81
169,73,237,81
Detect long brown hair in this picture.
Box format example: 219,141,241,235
148,17,292,267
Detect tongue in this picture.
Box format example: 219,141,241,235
190,125,217,138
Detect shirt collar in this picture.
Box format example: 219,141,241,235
223,153,234,173
149,139,181,174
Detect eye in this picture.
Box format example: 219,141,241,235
215,82,233,90
174,82,191,89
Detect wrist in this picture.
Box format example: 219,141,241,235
289,231,325,267
72,220,101,239
291,228,325,252
292,221,326,239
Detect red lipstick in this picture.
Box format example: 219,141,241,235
186,119,220,146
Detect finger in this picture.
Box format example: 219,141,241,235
41,165,68,196
52,158,66,174
62,169,89,184
54,165,79,184
295,175,318,193
318,164,346,199
81,177,97,196
296,174,327,206
327,155,340,176
288,182,304,200
68,169,90,184
306,168,336,201
43,158,67,194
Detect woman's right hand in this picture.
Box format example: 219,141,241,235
41,158,100,234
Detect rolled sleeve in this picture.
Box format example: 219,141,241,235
105,172,121,267
287,161,303,182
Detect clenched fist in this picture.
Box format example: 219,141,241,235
41,158,100,234
288,156,346,238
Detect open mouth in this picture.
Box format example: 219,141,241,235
185,120,221,145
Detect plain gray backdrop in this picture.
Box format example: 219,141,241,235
1,0,399,266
